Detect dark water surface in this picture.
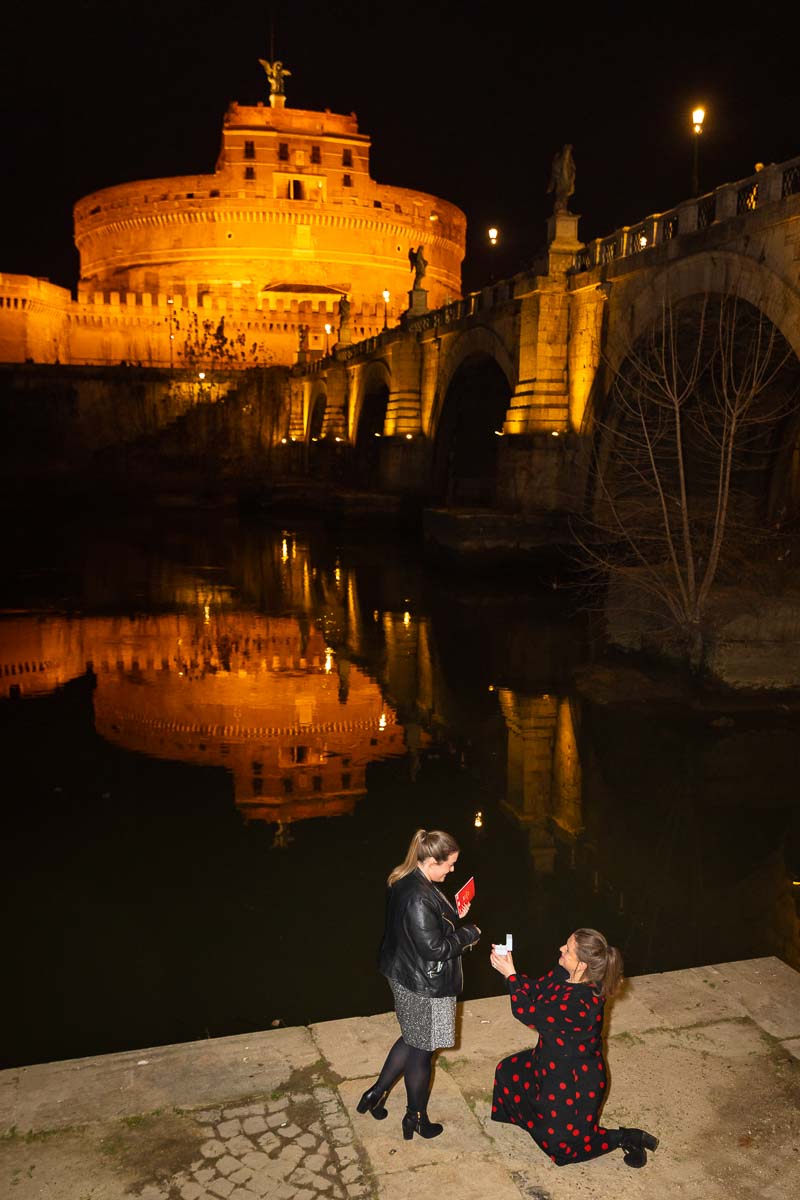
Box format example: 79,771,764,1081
2,514,799,1068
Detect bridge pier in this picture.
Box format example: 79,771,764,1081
378,434,432,495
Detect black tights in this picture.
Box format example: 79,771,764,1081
373,1036,435,1112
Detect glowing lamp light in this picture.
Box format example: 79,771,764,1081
281,436,287,444
551,430,560,437
692,106,705,134
325,647,334,673
382,289,390,304
198,371,206,380
638,233,648,249
324,322,332,335
403,611,411,627
494,429,504,436
474,811,484,829
334,436,342,442
405,433,413,440
488,226,499,246
379,712,387,730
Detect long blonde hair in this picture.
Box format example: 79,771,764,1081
572,928,624,998
387,828,460,886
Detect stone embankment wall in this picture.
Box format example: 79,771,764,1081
0,363,290,499
606,574,800,688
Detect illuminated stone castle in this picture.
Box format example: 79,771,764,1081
0,62,465,367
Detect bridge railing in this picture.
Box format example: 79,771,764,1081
573,152,800,274
306,281,519,366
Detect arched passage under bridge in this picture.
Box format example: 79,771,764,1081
433,353,512,506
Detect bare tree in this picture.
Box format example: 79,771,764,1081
577,291,800,666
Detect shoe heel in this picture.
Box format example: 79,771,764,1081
642,1132,659,1152
402,1118,415,1141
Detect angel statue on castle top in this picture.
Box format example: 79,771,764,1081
259,59,291,97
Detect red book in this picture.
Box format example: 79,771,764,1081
455,876,475,918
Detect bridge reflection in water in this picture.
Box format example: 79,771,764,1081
1,522,799,1066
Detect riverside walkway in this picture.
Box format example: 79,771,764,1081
2,957,799,1200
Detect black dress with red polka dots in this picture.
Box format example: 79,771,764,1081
491,965,625,1166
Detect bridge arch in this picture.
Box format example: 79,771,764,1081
430,324,517,439
352,358,391,488
604,250,800,382
308,385,327,441
430,326,515,505
592,252,800,523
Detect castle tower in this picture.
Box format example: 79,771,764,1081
62,61,466,367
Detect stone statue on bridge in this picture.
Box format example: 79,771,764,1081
259,59,291,97
409,245,428,289
337,295,351,334
547,144,576,213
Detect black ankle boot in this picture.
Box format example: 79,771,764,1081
620,1128,659,1168
356,1084,388,1120
402,1108,443,1140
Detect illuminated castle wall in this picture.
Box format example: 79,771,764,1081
0,72,466,368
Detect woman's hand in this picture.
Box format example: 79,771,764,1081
490,947,517,978
460,901,471,917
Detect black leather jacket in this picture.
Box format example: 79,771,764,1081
378,867,480,997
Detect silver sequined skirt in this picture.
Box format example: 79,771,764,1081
388,978,456,1051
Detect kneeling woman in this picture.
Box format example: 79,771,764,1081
357,829,481,1140
490,929,658,1168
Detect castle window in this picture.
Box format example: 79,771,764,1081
373,200,382,208
210,189,219,197
244,140,255,159
245,166,255,180
290,179,304,200
342,147,353,167
278,142,289,161
311,144,321,164
343,174,352,188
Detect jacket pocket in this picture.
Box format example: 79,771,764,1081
425,960,444,978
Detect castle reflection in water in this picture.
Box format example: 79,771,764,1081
0,529,583,855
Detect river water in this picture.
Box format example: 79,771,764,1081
2,513,799,1068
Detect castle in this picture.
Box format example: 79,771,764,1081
0,61,465,368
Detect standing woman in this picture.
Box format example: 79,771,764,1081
356,829,481,1140
490,929,658,1168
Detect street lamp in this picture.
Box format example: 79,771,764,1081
488,226,499,282
382,289,390,330
324,322,332,354
691,106,705,196
167,297,174,370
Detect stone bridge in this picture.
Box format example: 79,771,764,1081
292,154,800,519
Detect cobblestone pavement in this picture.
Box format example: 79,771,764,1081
136,1084,370,1200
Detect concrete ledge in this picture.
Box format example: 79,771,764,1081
1,958,799,1200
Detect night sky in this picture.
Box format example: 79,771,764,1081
2,2,796,293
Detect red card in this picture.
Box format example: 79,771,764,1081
455,876,475,917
